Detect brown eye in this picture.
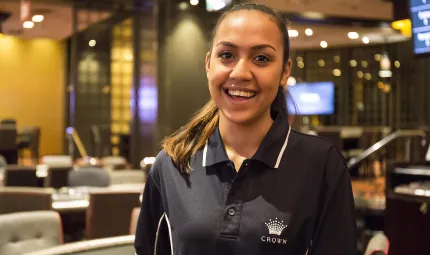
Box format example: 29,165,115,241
219,52,234,59
254,55,270,63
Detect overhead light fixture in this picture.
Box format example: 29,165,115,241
190,0,199,6
89,40,96,47
179,2,188,10
348,32,359,39
305,28,313,36
23,21,34,29
362,37,370,44
333,69,341,77
320,41,327,48
32,15,44,23
289,30,299,37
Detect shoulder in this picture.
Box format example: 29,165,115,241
289,129,347,173
147,150,175,183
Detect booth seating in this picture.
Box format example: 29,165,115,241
0,211,63,255
23,235,134,255
0,187,53,214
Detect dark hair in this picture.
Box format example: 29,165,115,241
162,3,291,173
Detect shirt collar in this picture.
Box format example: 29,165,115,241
202,111,291,169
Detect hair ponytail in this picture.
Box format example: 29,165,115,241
162,100,219,173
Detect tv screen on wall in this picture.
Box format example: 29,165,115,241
287,81,335,116
410,0,430,55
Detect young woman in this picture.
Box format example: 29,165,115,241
135,3,356,255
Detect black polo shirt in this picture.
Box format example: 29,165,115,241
135,112,356,255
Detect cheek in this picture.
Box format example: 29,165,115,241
208,64,231,88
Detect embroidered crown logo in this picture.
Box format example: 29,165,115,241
265,218,287,236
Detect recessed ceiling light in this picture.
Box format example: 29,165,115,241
289,30,299,37
190,0,199,6
320,41,327,48
32,15,44,23
362,37,370,44
305,28,313,36
23,21,34,29
348,32,359,39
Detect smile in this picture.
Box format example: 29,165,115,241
224,89,257,99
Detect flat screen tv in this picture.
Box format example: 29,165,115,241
287,81,335,115
410,0,430,55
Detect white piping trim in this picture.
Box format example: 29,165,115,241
165,214,174,255
202,142,208,167
153,213,174,255
154,214,165,255
274,126,292,169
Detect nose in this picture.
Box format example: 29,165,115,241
229,58,252,81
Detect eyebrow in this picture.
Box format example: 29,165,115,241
216,41,277,52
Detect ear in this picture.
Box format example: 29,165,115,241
279,58,293,87
205,51,211,78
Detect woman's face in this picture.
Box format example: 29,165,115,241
206,10,292,126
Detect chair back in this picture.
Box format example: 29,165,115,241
0,187,53,214
129,207,140,235
0,211,62,255
4,165,39,187
109,170,146,185
68,167,110,187
86,191,140,239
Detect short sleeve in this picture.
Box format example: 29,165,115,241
309,146,357,255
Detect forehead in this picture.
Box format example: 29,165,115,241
214,10,283,49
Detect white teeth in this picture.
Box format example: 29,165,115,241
227,89,255,98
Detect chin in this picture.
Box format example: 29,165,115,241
220,109,267,126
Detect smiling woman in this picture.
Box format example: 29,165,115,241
135,3,357,255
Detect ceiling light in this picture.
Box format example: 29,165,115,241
23,21,34,29
349,60,357,67
334,56,340,63
348,32,359,39
32,15,44,23
305,29,313,36
320,41,327,48
297,61,304,68
357,71,364,78
362,37,370,44
318,60,325,67
190,0,199,6
179,2,188,10
289,30,299,37
333,69,341,77
394,61,400,68
89,40,96,47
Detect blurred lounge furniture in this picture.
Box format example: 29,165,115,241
86,190,140,239
108,170,146,185
0,211,63,255
102,156,127,171
129,207,140,235
18,127,41,161
42,156,74,189
0,187,53,214
4,165,39,187
0,124,18,164
90,125,111,158
68,167,110,187
23,235,134,255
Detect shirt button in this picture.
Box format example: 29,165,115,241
228,208,236,216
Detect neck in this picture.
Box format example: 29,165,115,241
219,111,274,159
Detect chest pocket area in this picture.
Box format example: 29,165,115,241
240,196,293,254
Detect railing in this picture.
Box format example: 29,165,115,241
66,127,88,158
347,129,427,169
